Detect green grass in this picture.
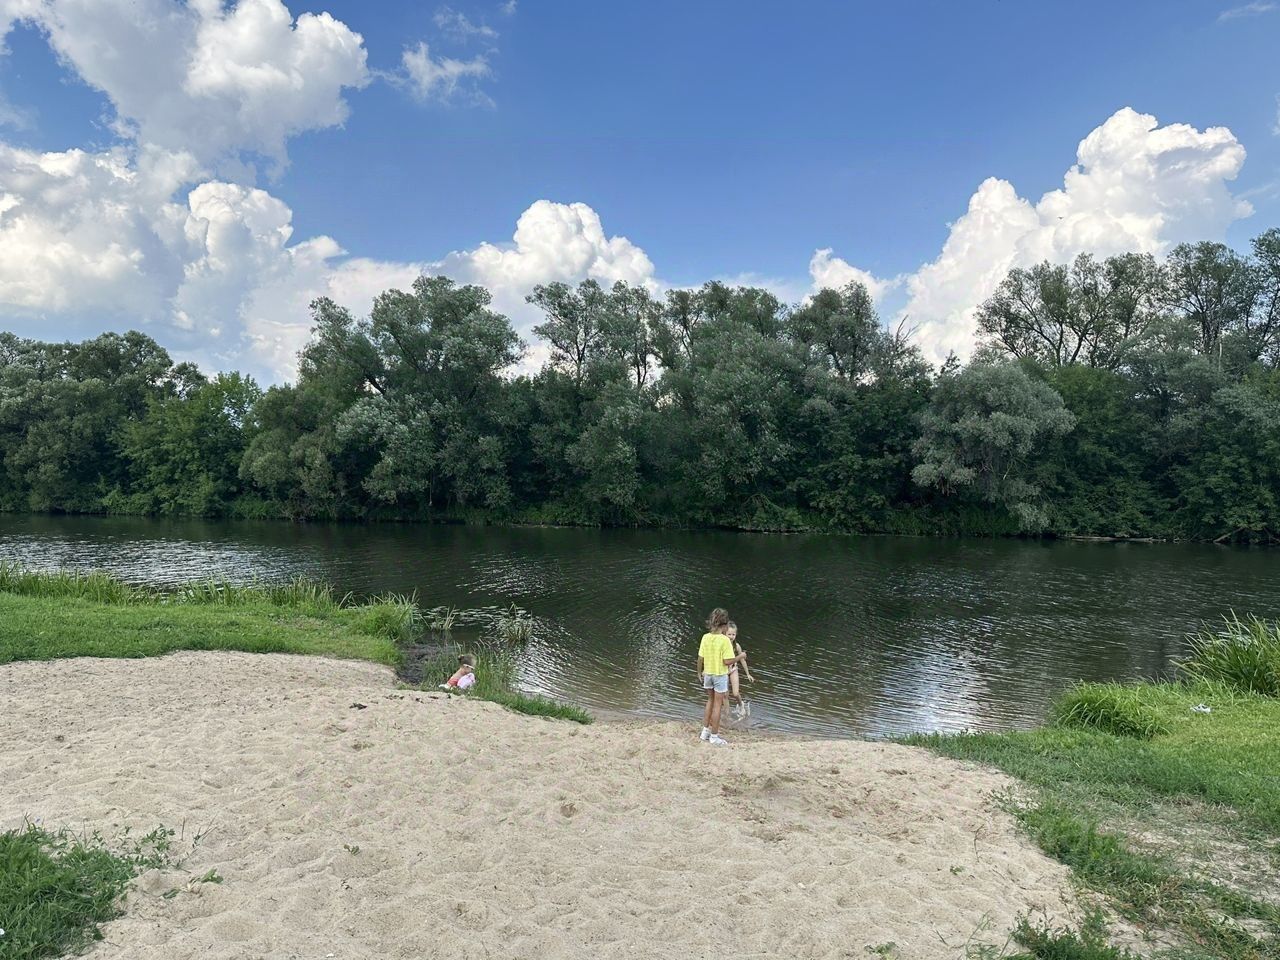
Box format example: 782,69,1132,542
0,565,590,723
0,824,174,960
0,566,416,666
495,603,534,644
907,678,1280,959
1179,614,1280,697
1050,682,1172,739
1002,911,1140,960
0,563,420,639
420,644,592,724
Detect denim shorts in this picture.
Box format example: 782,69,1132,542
702,673,729,694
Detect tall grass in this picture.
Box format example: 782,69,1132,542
349,593,420,642
495,603,534,644
1178,614,1280,697
0,563,420,641
0,563,143,605
1049,683,1169,739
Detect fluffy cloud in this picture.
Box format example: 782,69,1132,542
817,108,1252,363
0,0,379,379
399,41,491,104
241,200,659,380
0,140,341,375
808,248,898,301
10,0,368,167
0,143,194,316
438,200,656,294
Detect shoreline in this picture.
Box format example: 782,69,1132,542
7,507,1279,546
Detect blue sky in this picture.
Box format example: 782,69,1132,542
0,0,1276,380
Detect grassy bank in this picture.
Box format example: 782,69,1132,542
0,564,416,666
908,617,1280,959
0,565,591,725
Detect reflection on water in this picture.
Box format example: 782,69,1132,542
4,514,1278,737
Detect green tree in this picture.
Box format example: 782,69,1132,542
528,280,608,387
1168,373,1280,540
117,373,261,516
976,253,1162,369
912,362,1076,528
1163,241,1260,366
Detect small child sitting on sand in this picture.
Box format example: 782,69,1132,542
441,654,477,691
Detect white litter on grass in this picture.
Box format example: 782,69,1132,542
1191,704,1212,714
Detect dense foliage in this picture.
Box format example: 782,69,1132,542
2,231,1279,540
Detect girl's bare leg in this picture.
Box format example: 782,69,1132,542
710,692,726,734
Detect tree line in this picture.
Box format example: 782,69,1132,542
1,230,1278,541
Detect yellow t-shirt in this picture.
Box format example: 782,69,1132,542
698,632,735,676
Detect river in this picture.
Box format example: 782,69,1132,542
3,514,1277,737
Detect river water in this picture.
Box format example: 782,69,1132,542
3,514,1277,737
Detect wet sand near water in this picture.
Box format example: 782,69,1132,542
1,652,1078,959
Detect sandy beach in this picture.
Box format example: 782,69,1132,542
1,652,1078,959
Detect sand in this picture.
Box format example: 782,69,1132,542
1,652,1077,959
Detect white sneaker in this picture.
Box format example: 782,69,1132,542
708,735,729,746
699,727,710,742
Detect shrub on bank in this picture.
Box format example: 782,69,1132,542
1178,614,1280,697
1049,683,1170,739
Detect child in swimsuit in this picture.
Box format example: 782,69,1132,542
441,654,477,690
727,622,754,719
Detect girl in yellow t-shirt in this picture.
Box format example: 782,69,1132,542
697,607,744,745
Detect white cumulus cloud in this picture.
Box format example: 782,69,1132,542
816,108,1252,363
10,0,368,168
808,248,898,301
0,143,194,316
172,197,655,381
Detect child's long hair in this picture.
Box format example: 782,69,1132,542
706,608,730,632
458,654,476,667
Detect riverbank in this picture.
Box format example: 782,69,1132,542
910,678,1280,959
11,503,1280,544
1,651,1080,960
0,566,589,725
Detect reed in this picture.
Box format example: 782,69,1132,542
1178,613,1280,697
495,603,534,644
1049,682,1169,739
0,562,149,605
